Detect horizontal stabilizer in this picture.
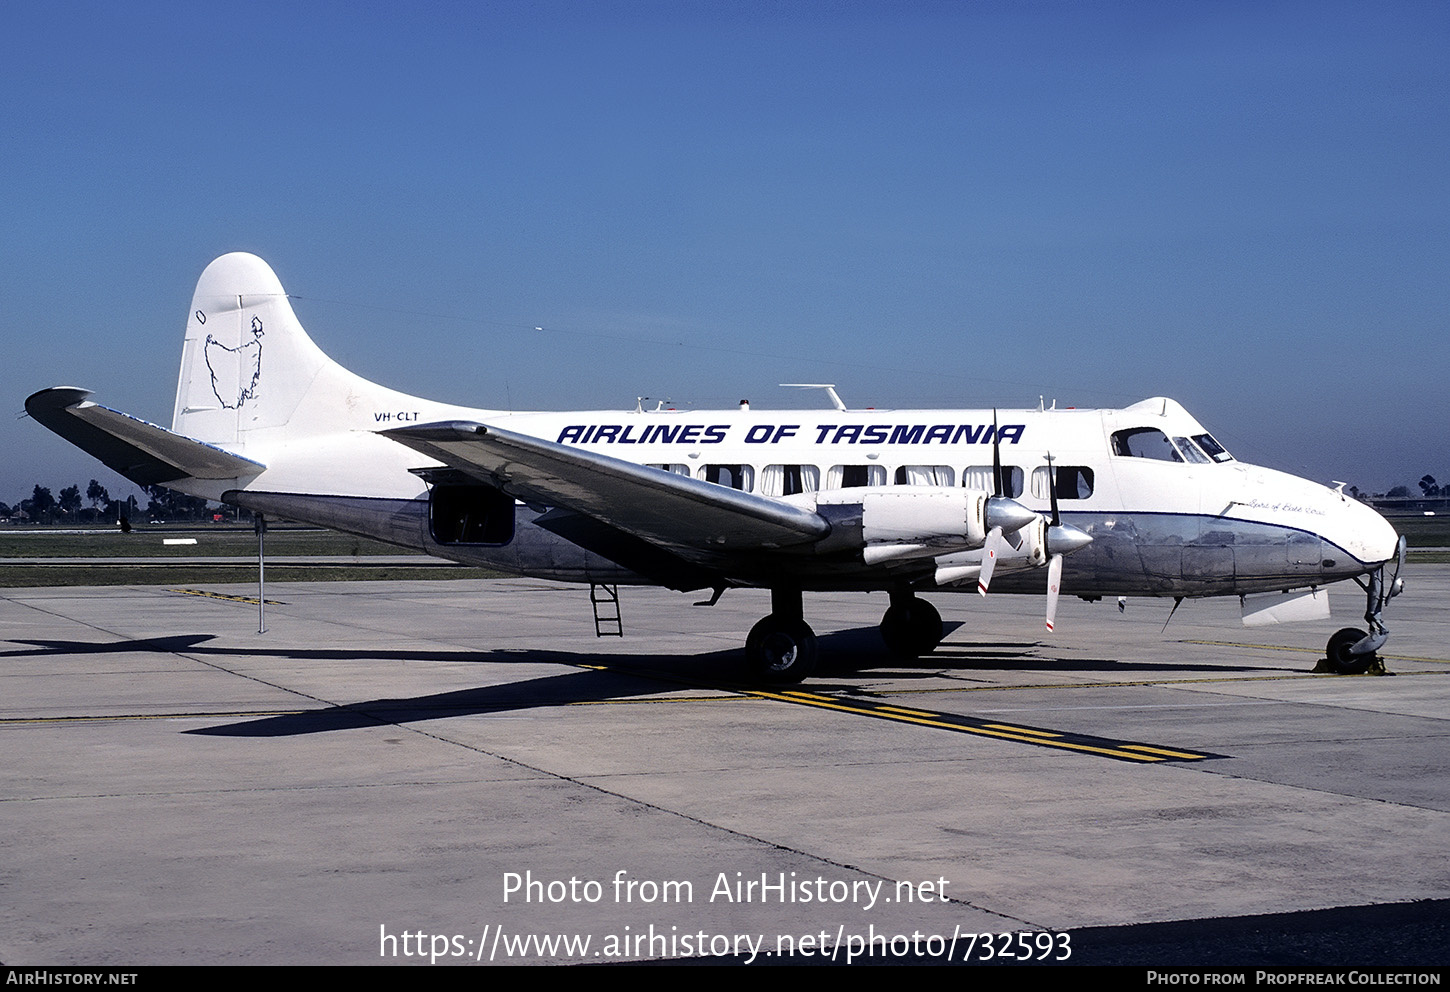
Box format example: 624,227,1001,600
26,387,265,487
382,421,831,554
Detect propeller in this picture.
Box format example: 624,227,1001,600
1042,453,1093,631
980,411,1015,597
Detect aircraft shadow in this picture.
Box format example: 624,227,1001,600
4,625,1304,738
187,662,712,737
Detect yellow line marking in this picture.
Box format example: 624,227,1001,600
169,588,282,605
1120,744,1211,760
746,691,1165,761
982,723,1062,738
556,661,1210,762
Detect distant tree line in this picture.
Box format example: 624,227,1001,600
1,480,246,526
1378,475,1445,500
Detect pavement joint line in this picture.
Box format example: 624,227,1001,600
881,670,1446,695
1182,639,1450,665
1,710,310,725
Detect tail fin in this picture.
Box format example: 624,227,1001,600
31,253,464,499
173,253,337,444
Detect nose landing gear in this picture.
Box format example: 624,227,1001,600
1322,536,1405,675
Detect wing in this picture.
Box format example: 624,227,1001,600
381,421,830,555
26,387,265,487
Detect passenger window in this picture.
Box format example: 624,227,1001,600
700,464,754,491
1031,465,1094,500
760,465,820,497
894,465,955,486
962,465,1024,497
646,463,691,476
1111,428,1181,461
827,465,887,489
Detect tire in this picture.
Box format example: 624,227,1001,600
879,605,915,659
1326,627,1374,675
912,598,944,653
746,615,818,684
879,598,943,659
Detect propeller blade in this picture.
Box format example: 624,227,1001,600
991,408,1003,498
978,526,1007,595
1046,452,1060,527
1045,553,1063,631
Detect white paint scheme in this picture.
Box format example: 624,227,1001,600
27,253,1405,682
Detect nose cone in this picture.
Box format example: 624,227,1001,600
1218,464,1400,578
1333,496,1401,567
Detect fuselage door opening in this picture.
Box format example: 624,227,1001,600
427,476,516,546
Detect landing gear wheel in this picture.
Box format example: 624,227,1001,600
746,615,818,684
879,598,944,659
1326,627,1375,675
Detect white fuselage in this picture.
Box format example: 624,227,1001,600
217,394,1398,598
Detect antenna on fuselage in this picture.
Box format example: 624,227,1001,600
780,384,847,412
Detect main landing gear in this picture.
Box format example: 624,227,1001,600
744,588,946,684
745,587,818,684
1323,537,1406,675
878,590,944,660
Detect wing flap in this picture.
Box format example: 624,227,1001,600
26,387,265,487
382,421,830,553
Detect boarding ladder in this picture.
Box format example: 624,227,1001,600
590,583,623,637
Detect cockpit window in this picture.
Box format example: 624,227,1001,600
1192,433,1234,463
1111,428,1181,462
1173,437,1212,464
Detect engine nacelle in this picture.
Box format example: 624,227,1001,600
861,487,988,547
807,487,989,563
801,487,1040,565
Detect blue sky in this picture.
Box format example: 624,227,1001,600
5,0,1447,507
